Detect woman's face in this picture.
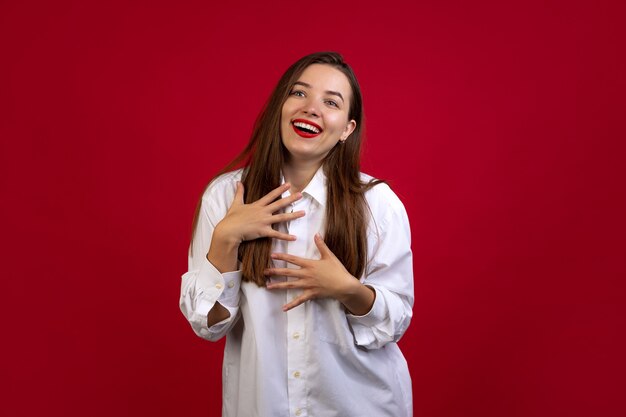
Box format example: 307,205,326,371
280,64,356,167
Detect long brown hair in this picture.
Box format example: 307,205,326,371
191,51,381,285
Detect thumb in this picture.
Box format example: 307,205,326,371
233,181,245,205
314,233,332,258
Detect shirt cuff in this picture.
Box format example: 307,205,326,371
195,256,242,319
346,286,387,327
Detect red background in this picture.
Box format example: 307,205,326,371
2,1,625,416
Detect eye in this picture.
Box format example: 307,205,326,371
290,89,305,97
325,99,339,108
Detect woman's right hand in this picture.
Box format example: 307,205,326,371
207,181,304,274
214,181,305,247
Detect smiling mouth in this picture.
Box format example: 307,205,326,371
292,119,322,138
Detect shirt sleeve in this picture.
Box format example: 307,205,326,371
179,180,242,342
346,186,414,349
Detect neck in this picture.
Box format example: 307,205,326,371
283,161,322,194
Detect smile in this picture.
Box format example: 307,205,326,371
292,119,322,138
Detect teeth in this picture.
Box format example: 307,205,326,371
294,121,321,134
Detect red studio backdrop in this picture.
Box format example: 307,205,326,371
1,1,625,416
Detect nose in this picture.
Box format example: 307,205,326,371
302,99,320,118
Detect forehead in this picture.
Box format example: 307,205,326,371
296,64,352,98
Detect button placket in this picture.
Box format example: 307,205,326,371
286,196,308,417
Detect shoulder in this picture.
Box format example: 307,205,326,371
202,169,243,201
198,169,244,222
360,172,409,226
360,172,405,211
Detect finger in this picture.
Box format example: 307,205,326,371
266,230,298,242
282,293,311,311
270,210,306,224
232,181,245,205
265,280,302,289
267,191,303,212
256,183,291,206
270,252,307,267
314,233,332,258
264,268,305,278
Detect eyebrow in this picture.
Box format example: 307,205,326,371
293,81,345,103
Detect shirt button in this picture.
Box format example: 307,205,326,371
227,281,235,288
215,283,223,289
295,409,302,416
293,371,301,378
292,332,300,340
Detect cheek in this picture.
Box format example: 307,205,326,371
326,115,349,133
282,99,298,116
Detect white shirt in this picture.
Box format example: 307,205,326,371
180,167,414,417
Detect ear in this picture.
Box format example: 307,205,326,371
340,120,357,142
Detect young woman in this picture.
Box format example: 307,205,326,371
180,52,414,417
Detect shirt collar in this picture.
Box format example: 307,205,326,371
280,165,327,207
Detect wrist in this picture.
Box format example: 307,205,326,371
338,277,376,316
213,223,242,248
207,225,241,273
337,274,363,304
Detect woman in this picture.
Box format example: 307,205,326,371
180,52,414,417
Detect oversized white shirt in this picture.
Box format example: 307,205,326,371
180,167,414,417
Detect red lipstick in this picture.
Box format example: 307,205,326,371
291,119,323,138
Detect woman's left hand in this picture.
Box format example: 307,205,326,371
264,234,358,311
